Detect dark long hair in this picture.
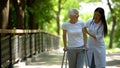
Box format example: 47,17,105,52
94,7,108,37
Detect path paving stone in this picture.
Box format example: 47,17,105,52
14,48,120,68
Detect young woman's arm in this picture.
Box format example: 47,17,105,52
84,27,96,40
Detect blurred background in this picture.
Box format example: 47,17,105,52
0,0,120,68
1,0,120,50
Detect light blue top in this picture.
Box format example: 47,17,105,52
86,19,106,67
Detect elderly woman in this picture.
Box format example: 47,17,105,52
62,8,87,68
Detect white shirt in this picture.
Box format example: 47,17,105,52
62,20,85,48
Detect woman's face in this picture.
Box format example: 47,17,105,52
70,13,79,20
94,11,101,23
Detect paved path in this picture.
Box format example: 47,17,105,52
14,49,120,68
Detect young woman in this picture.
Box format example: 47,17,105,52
85,7,108,68
62,8,87,68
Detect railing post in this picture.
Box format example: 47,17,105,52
34,33,37,54
0,29,60,67
0,33,1,68
23,34,27,60
38,33,40,53
29,33,32,57
8,34,13,68
41,32,44,52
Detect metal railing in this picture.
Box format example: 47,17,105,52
0,29,60,68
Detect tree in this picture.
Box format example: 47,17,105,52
107,0,116,48
0,0,9,29
12,0,26,29
26,0,38,29
111,0,120,48
33,0,54,30
56,0,62,35
107,0,120,48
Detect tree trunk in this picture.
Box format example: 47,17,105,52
12,0,26,29
107,0,116,48
56,0,62,35
27,0,38,29
0,0,9,29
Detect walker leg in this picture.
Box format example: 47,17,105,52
85,50,89,68
65,52,67,68
85,51,87,68
61,51,66,68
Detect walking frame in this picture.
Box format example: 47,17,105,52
61,48,89,68
61,50,67,68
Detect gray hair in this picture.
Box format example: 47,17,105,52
68,8,79,17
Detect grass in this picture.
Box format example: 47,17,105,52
106,48,120,54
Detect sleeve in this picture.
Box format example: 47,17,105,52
85,19,92,28
81,22,85,28
78,20,85,28
62,23,67,30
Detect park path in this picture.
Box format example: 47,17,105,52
14,48,120,68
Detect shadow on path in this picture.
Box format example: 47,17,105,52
28,52,63,66
28,52,120,67
106,53,120,67
15,49,120,68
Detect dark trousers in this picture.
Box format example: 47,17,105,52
90,54,95,68
90,54,105,68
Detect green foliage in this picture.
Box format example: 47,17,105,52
25,8,29,29
60,0,100,22
106,12,112,38
44,19,57,35
106,12,112,24
9,6,17,28
112,0,120,2
109,0,120,48
104,36,110,48
106,48,120,53
33,0,54,29
61,0,80,22
80,13,93,22
78,0,101,2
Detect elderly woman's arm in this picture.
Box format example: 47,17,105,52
63,30,67,51
82,27,87,49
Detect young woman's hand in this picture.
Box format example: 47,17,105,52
84,27,96,40
90,34,97,40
